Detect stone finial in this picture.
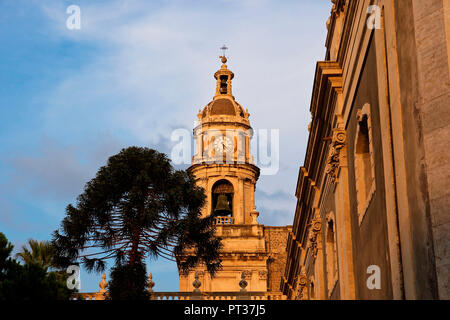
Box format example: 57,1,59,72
193,272,202,293
148,272,155,293
239,272,248,292
250,209,259,224
99,273,108,293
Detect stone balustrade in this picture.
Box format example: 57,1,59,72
71,271,287,300
150,291,285,300
73,291,285,301
215,216,234,225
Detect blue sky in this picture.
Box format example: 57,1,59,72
0,0,331,292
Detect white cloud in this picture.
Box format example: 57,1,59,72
28,0,332,288
35,0,331,223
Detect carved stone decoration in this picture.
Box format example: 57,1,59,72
295,274,308,300
307,214,322,259
325,128,346,182
258,270,268,280
331,0,346,16
242,270,253,280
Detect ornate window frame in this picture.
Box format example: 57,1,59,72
354,103,376,225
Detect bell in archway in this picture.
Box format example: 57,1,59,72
214,193,231,215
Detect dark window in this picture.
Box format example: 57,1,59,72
220,75,228,94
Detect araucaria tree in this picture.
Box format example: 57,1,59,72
52,147,222,299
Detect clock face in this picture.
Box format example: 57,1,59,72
213,136,233,153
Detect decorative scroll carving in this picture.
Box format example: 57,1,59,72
307,214,322,259
325,128,346,182
295,273,308,300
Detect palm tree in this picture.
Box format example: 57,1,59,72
15,239,55,269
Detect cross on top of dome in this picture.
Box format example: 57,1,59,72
220,44,228,64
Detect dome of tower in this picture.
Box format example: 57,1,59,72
196,56,250,125
200,98,248,120
210,98,236,116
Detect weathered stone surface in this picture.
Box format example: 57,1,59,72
431,195,450,227
264,226,291,292
420,92,450,134
436,263,450,298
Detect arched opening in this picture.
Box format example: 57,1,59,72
211,180,233,218
219,75,228,94
326,217,337,295
354,104,376,224
310,279,315,300
355,114,371,202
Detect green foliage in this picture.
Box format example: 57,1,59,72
52,147,222,299
0,233,72,300
15,239,55,269
0,233,14,273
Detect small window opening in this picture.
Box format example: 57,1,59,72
220,75,228,94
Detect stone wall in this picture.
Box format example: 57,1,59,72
411,0,450,299
264,226,291,292
283,0,449,300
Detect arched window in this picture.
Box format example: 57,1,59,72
325,214,338,296
354,104,376,224
211,180,233,217
309,277,316,300
219,75,228,94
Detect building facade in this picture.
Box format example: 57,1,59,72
178,56,290,294
283,0,450,299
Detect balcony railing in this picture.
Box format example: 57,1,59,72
215,216,233,225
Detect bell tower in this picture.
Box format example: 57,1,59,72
179,53,270,292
